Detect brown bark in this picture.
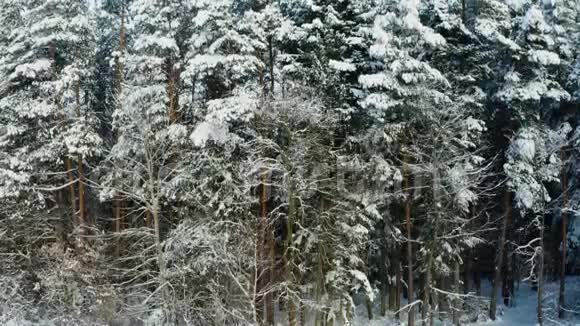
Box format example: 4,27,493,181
74,80,87,244
114,1,126,248
403,157,415,326
166,57,180,123
145,209,152,228
78,154,86,242
114,1,125,104
490,191,511,320
559,151,568,319
65,159,78,226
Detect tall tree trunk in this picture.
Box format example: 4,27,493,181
490,190,511,320
286,179,297,326
78,154,86,242
65,159,78,228
315,198,327,326
453,262,461,326
502,248,510,306
266,217,275,325
395,246,402,318
74,80,87,245
115,195,124,256
380,249,388,317
559,152,568,319
403,157,415,326
268,36,275,95
114,1,126,249
255,167,269,324
166,57,179,123
263,169,274,325
538,215,545,325
151,197,167,301
422,264,431,326
364,247,373,320
389,256,397,311
299,301,306,326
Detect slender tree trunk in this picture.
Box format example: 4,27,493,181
114,196,124,256
166,57,179,123
395,247,402,318
502,248,510,306
255,167,269,324
538,215,545,325
268,36,275,95
389,249,399,312
380,251,388,317
286,180,296,326
114,2,126,250
263,169,274,325
490,191,511,320
559,151,568,319
315,199,326,326
65,159,78,227
364,247,373,320
78,154,86,242
145,209,152,228
74,80,87,245
115,1,126,99
389,259,397,311
403,157,415,326
299,301,306,326
151,197,167,301
266,218,275,325
422,264,431,326
453,262,461,326
430,287,437,326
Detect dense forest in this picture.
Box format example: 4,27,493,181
0,0,579,325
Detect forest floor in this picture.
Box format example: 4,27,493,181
351,277,580,326
3,277,580,325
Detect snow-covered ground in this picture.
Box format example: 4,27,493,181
4,278,580,325
351,277,580,326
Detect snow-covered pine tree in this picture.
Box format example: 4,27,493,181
359,1,452,324
98,0,194,319
0,0,101,247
